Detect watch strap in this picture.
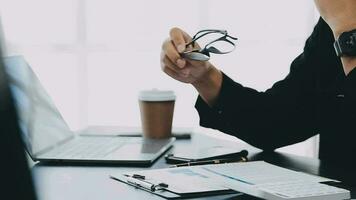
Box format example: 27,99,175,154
334,40,343,57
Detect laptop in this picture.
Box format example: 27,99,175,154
3,55,175,166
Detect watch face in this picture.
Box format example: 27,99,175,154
339,30,356,56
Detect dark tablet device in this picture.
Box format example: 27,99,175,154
165,146,248,164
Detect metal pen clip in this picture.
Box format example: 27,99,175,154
124,174,169,192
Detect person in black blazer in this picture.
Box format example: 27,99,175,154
160,1,356,163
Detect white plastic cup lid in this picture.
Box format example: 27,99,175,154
138,89,176,102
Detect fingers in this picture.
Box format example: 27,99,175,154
180,30,193,46
162,27,194,69
161,51,190,77
163,65,194,84
170,27,187,53
162,63,180,80
162,39,186,68
161,54,200,79
160,51,189,82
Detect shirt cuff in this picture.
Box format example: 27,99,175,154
194,95,217,128
194,72,245,128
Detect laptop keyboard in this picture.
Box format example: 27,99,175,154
43,137,127,159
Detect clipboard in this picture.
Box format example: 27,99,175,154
111,161,350,200
110,171,241,199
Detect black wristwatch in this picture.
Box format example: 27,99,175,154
334,29,356,57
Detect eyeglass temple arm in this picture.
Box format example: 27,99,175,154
185,29,228,47
227,35,238,40
195,29,227,35
203,38,237,54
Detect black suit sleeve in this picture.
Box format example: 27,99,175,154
341,67,356,131
344,68,356,102
195,18,336,150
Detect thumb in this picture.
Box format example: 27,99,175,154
170,27,187,53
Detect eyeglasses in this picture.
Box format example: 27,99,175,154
181,29,238,61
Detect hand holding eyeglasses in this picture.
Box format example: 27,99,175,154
161,27,237,85
161,27,235,106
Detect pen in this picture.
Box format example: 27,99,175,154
122,174,169,192
126,176,156,191
81,133,191,139
116,133,191,139
170,157,247,168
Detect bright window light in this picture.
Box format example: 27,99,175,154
0,0,320,158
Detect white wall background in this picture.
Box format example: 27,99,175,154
0,0,320,158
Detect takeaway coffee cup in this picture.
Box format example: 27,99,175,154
138,89,176,139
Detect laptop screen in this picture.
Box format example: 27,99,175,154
3,56,73,156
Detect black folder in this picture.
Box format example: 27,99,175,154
165,147,248,164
